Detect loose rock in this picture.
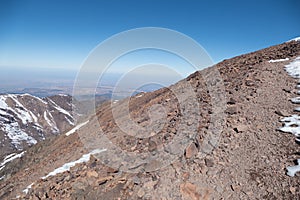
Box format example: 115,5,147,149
185,143,198,159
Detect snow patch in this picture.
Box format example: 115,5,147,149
42,149,106,179
0,151,25,171
65,116,74,126
288,37,300,42
279,115,300,136
15,108,33,124
33,123,43,130
58,94,69,97
268,58,289,63
23,183,33,194
3,153,17,160
291,96,300,104
0,109,6,116
54,105,73,118
0,96,8,109
8,94,24,108
136,94,144,98
29,111,38,123
44,111,52,126
285,56,300,78
43,111,59,133
2,122,37,150
47,98,73,119
65,120,89,136
287,159,300,177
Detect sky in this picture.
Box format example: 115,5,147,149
0,0,299,83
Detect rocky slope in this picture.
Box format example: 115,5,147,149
1,40,300,199
0,94,77,159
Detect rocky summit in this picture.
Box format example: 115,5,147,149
1,40,300,199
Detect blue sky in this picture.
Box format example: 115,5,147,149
0,0,299,71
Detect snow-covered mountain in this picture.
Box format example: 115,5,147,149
0,93,77,158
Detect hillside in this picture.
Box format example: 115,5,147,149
0,94,78,159
1,40,300,199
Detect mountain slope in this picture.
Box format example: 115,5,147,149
1,40,300,199
0,94,77,159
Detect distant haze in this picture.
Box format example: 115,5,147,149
0,65,186,98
